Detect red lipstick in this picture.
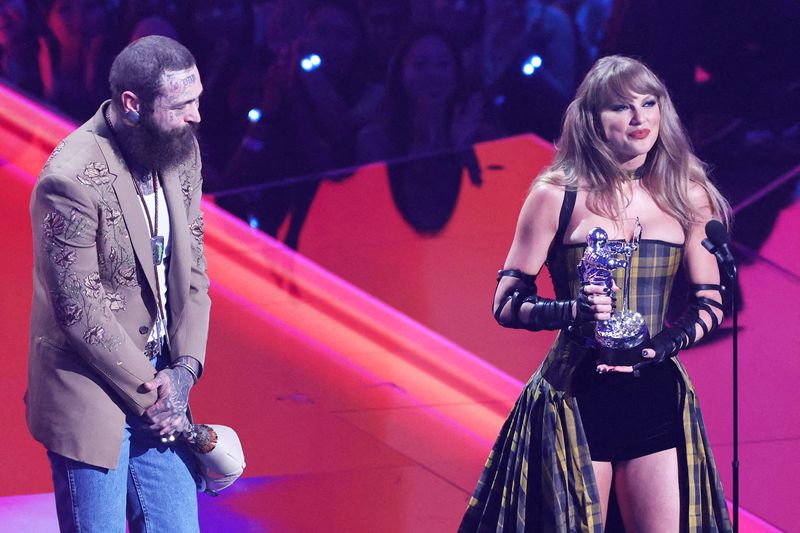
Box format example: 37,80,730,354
629,129,650,139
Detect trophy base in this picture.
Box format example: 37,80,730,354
596,344,647,367
594,310,649,367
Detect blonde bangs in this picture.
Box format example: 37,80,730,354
588,60,667,110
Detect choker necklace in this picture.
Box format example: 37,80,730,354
627,166,645,181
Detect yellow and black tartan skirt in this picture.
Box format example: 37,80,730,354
458,334,732,532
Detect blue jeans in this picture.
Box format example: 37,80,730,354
47,354,199,533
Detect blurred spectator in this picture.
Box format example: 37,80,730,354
483,0,576,92
485,0,577,139
189,0,255,89
40,0,120,119
218,0,375,249
408,0,433,24
256,0,374,165
431,0,484,88
186,0,259,175
129,17,180,42
601,0,696,113
360,0,412,84
574,0,611,74
123,0,184,43
0,0,52,97
264,0,311,54
357,27,492,162
251,0,278,52
357,27,494,233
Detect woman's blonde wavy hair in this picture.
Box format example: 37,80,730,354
540,55,731,235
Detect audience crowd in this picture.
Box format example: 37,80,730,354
3,0,798,246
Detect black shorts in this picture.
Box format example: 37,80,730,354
574,359,681,462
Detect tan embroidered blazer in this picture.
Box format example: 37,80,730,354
26,102,211,469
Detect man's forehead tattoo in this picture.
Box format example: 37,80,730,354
163,71,198,98
182,73,197,86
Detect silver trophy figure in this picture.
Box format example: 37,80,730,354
578,221,649,363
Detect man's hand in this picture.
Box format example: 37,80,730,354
142,367,194,438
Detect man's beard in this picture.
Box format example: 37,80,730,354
115,113,198,172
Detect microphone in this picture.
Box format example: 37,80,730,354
704,220,735,265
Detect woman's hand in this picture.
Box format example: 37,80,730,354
452,93,485,148
579,282,643,374
575,283,617,322
596,349,654,374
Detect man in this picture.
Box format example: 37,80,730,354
26,35,210,532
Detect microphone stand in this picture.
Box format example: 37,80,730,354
729,260,739,533
702,239,739,532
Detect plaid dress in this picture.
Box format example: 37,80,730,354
459,240,732,532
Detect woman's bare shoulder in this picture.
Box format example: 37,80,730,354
518,176,567,229
530,171,568,196
686,180,713,212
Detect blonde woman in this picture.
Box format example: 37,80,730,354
459,56,732,532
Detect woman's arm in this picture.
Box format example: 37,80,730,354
601,183,726,373
678,183,726,339
494,180,611,329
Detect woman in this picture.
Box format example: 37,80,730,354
357,27,483,163
43,0,119,119
459,56,732,532
0,0,52,98
357,27,493,233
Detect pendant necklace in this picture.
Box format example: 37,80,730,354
103,106,168,341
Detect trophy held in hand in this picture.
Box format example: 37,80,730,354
578,221,649,366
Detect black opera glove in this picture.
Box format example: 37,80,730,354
631,325,683,375
494,269,580,331
574,284,596,325
632,283,724,375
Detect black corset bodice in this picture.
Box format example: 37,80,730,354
547,240,684,336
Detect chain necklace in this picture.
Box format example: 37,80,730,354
103,106,168,340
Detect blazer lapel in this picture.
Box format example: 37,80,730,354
91,103,158,300
161,167,190,335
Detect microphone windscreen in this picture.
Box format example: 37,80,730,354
705,220,730,246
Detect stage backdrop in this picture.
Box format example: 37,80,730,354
1,82,795,531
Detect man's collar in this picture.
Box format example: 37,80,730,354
92,100,114,139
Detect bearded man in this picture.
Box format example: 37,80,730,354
26,35,210,532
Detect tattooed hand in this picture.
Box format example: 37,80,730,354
182,424,218,454
143,367,194,438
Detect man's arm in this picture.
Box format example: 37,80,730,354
144,145,211,436
168,143,211,374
